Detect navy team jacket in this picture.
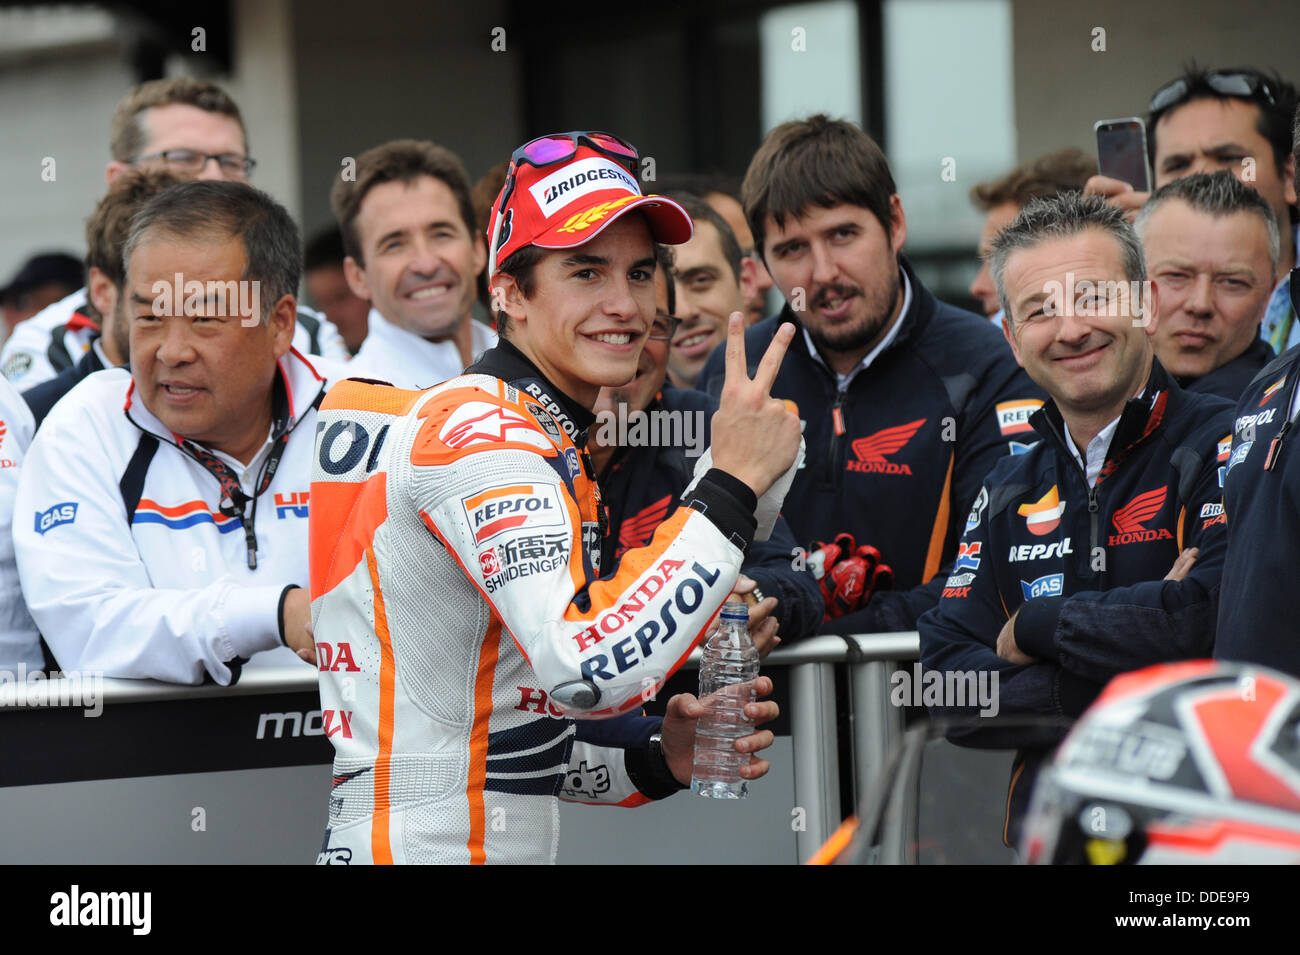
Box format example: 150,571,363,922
919,358,1234,749
697,258,1043,634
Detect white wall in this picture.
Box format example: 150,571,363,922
0,42,131,283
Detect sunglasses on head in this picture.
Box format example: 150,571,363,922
1149,70,1277,115
494,131,641,250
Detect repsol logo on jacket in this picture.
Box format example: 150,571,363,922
1008,538,1073,562
575,557,722,681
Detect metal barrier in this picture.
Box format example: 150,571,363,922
0,633,922,863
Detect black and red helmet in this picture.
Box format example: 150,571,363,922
1023,660,1300,864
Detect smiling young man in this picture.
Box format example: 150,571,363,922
1,77,350,391
587,244,823,652
918,193,1235,844
309,132,803,864
1136,171,1278,400
661,194,746,389
697,114,1042,632
332,140,497,387
12,181,345,684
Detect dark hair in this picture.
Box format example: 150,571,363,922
1293,99,1300,198
123,180,301,321
989,193,1146,321
655,242,677,315
971,149,1098,211
742,114,896,260
330,139,476,265
1148,64,1299,177
1135,170,1280,271
665,193,743,283
110,77,246,162
472,160,511,309
303,227,346,273
85,168,183,287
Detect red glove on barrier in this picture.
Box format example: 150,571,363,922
808,537,894,620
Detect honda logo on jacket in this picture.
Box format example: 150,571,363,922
1108,487,1173,545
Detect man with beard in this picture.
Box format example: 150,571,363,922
333,139,497,387
698,114,1042,633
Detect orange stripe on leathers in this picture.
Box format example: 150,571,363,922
467,617,501,865
365,547,396,865
310,474,389,599
319,378,423,416
923,453,955,582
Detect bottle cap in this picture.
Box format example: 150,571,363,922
719,602,749,622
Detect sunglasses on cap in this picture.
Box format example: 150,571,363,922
1149,70,1277,115
494,130,640,232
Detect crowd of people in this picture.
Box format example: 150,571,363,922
1,61,1298,862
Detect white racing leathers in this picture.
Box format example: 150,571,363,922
0,288,351,390
310,347,762,864
13,349,348,684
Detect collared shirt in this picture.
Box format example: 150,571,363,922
1063,415,1122,487
349,308,498,389
802,268,914,389
208,428,276,490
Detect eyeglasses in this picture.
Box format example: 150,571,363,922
648,313,680,342
494,131,640,248
134,149,256,179
1149,70,1277,115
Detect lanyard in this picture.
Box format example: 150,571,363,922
175,373,294,570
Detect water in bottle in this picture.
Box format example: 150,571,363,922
691,602,760,798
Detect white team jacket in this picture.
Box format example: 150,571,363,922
347,309,497,389
0,375,41,672
0,288,351,390
12,349,348,684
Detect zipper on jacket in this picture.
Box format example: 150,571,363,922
1038,413,1101,579
1264,370,1300,471
1086,484,1100,578
827,389,846,481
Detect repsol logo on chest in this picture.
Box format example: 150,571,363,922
1235,407,1276,433
316,419,389,475
576,558,722,682
1008,538,1073,562
523,383,577,437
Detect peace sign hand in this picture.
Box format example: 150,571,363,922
708,313,802,497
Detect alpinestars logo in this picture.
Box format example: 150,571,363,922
847,419,925,474
1109,486,1173,545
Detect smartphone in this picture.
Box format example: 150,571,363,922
1094,117,1151,193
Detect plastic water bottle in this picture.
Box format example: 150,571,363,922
691,602,759,798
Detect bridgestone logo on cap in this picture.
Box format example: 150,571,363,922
529,157,640,218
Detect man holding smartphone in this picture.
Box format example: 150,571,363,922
1085,66,1299,353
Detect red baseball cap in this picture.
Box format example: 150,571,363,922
487,139,692,279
